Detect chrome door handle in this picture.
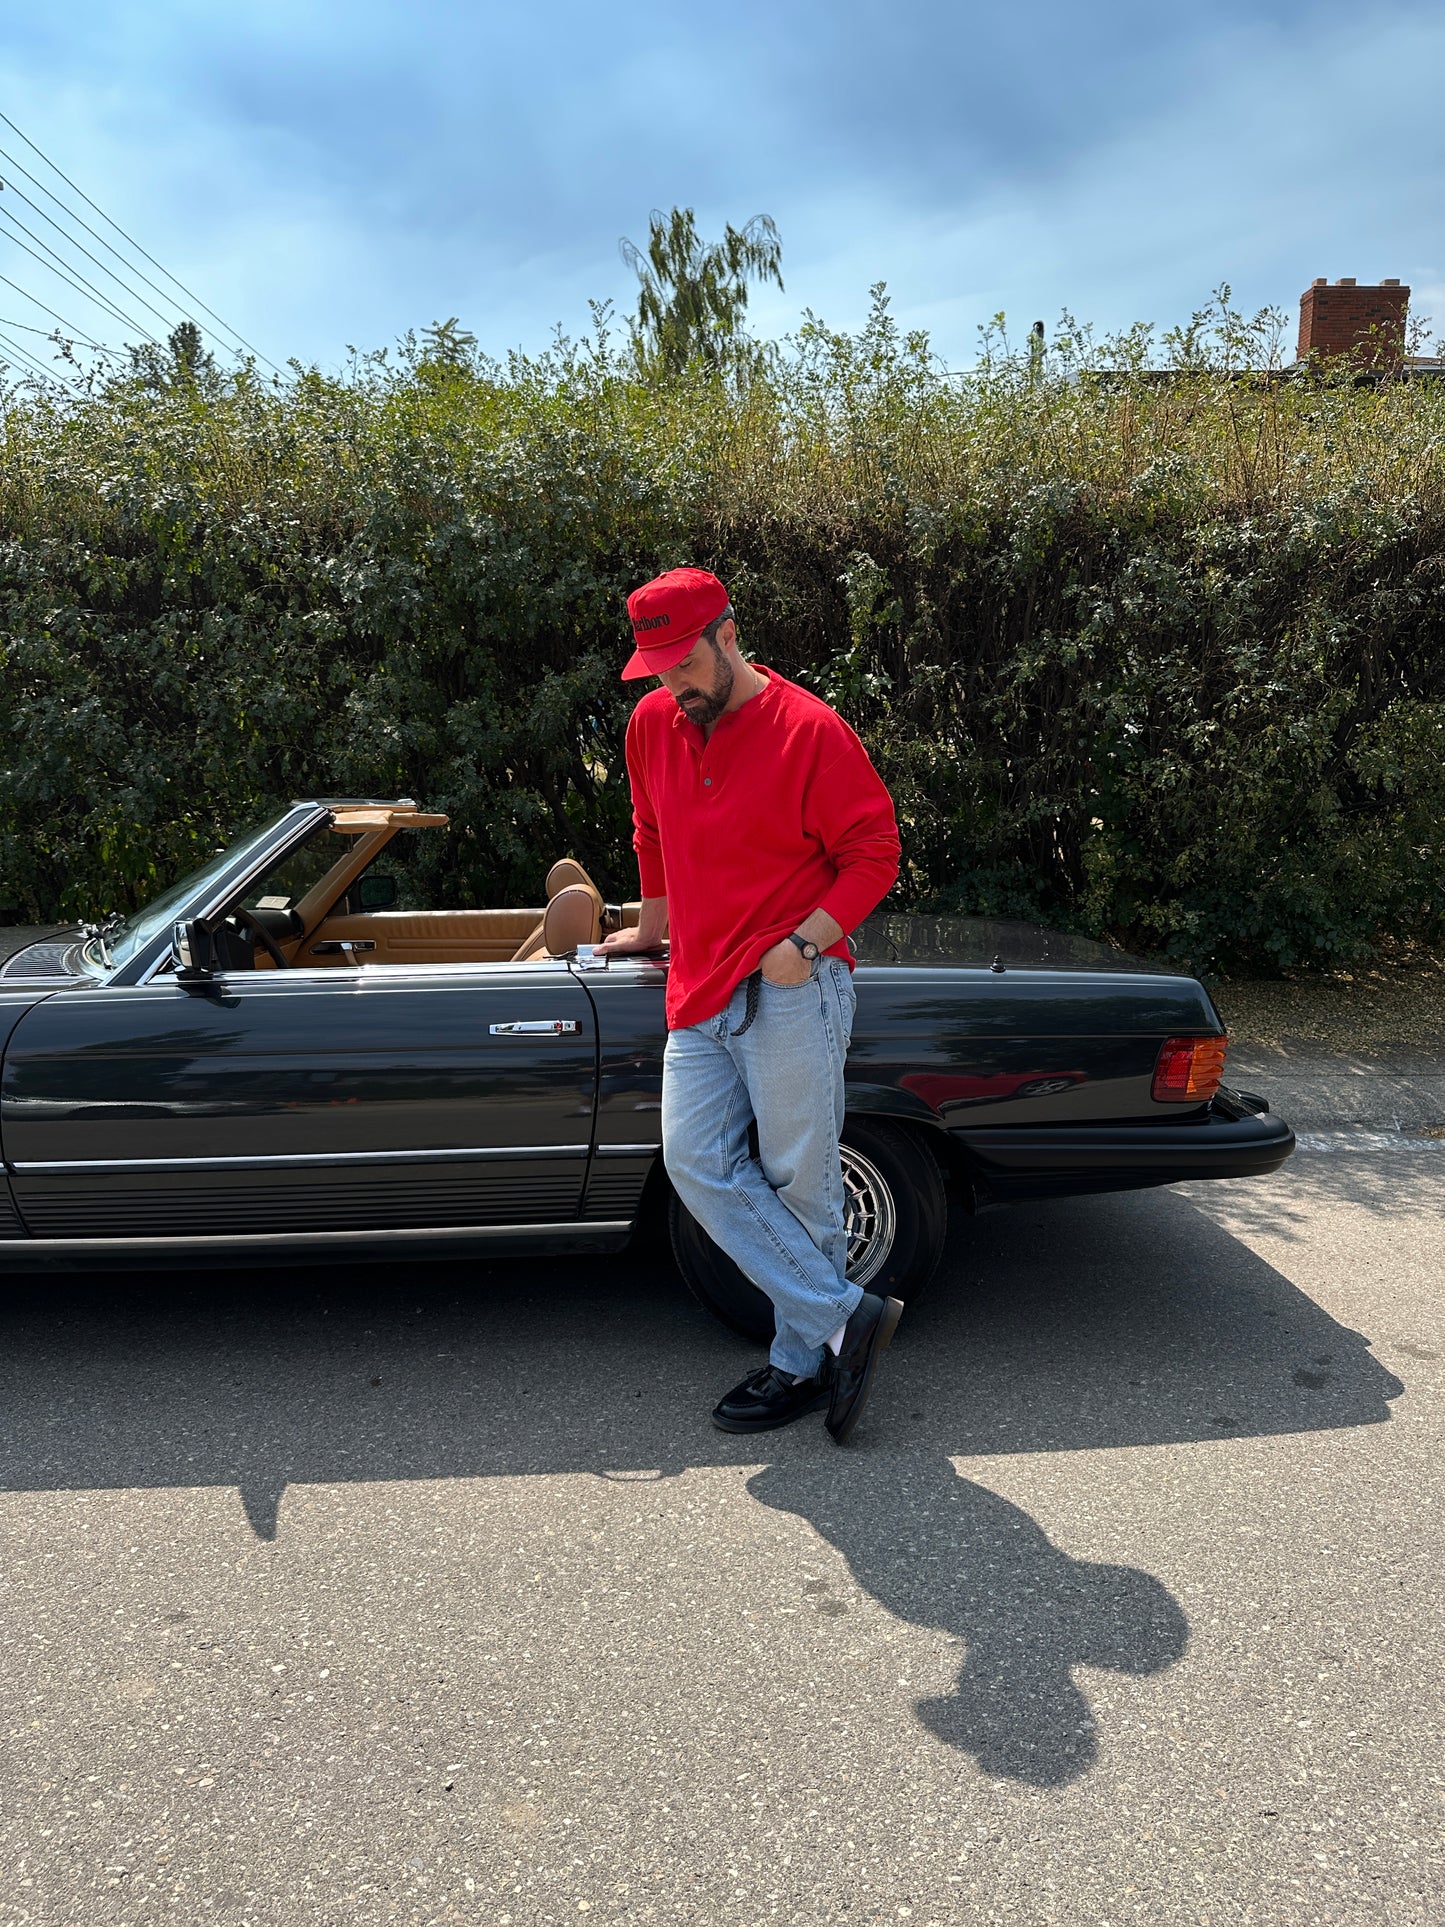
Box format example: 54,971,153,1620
489,1019,582,1035
310,939,376,954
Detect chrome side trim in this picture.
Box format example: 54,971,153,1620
139,958,579,991
0,1221,632,1253
594,1143,663,1157
14,1144,591,1176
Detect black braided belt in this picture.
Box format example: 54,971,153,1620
729,968,764,1036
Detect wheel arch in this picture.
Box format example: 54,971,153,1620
842,1099,980,1212
628,1092,985,1244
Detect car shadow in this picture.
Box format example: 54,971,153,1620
0,1185,1403,1784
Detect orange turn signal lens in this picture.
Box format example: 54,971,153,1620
1152,1034,1228,1103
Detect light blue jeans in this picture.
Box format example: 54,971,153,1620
662,956,863,1379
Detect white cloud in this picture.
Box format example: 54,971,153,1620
0,1,1440,369
726,7,1445,363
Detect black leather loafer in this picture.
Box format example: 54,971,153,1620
825,1292,904,1444
712,1364,830,1433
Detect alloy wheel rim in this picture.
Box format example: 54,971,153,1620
840,1144,898,1290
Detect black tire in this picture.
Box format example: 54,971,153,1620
668,1116,949,1345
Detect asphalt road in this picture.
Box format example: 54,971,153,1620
1,1058,1442,1926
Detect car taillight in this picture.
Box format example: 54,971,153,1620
1152,1035,1228,1103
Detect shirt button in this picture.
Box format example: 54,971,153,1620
703,777,712,786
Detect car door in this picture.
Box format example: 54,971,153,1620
2,960,597,1239
573,951,670,1224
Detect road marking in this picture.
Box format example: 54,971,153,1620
1295,1129,1445,1153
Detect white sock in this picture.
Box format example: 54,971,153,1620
791,1326,848,1382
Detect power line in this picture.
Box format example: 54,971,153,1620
0,271,122,352
0,324,77,388
0,205,162,342
0,328,52,379
0,202,164,340
0,166,200,342
0,310,108,348
0,308,118,356
0,111,283,376
0,138,232,353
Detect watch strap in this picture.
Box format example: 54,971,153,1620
787,932,821,960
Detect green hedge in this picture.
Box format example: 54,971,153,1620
3,302,1444,972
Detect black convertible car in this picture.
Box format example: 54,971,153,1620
0,798,1293,1339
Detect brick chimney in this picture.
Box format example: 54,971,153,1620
1297,277,1409,368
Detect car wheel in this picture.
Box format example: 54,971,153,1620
668,1117,949,1345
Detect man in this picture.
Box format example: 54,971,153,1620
596,566,903,1442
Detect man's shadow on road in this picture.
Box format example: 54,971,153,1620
750,1452,1187,1787
0,1185,1406,1786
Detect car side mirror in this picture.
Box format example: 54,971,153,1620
357,873,398,911
172,918,217,984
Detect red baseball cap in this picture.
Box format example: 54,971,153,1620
621,567,730,681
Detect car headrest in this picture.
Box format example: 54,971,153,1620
545,858,601,899
509,858,607,961
541,884,601,956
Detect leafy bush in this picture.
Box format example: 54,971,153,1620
2,292,1444,972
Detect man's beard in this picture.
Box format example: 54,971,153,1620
674,648,734,730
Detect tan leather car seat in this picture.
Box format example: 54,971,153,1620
540,885,602,957
510,858,605,961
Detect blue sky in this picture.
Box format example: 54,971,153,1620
1,0,1441,374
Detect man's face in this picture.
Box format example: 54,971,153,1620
659,630,734,729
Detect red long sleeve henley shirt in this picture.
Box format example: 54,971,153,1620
625,667,901,1029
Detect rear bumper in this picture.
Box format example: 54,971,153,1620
950,1092,1295,1205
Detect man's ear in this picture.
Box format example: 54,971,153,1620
717,618,738,653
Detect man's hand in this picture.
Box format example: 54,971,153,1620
595,894,668,957
594,926,666,957
758,909,845,985
758,938,814,985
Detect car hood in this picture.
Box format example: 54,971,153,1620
853,913,1180,975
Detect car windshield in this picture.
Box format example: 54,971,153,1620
236,820,363,919
95,812,299,973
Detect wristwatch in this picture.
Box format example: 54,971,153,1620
787,932,821,964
